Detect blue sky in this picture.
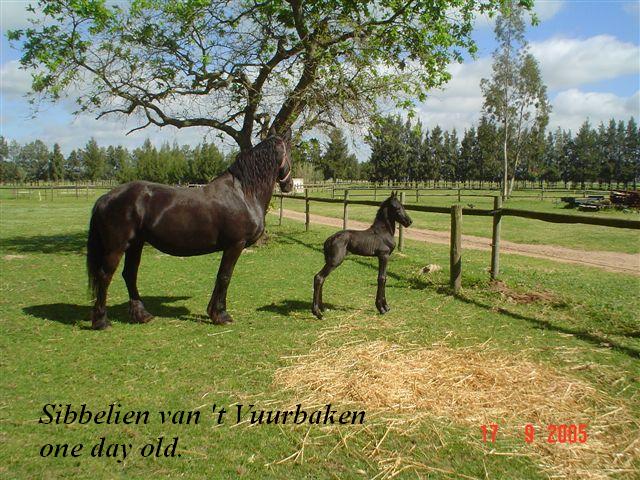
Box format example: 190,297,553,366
1,0,639,155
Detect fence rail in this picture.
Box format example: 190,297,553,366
275,190,639,294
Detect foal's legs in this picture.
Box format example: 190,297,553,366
91,251,123,330
122,241,153,324
312,243,346,319
207,241,245,324
375,253,390,314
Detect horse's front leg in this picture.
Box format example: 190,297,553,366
375,253,390,314
207,241,245,324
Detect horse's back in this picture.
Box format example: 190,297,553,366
324,228,393,258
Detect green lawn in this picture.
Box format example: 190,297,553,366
281,189,640,254
1,198,638,479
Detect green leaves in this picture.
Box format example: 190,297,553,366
11,0,511,148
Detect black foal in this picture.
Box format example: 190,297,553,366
312,192,412,319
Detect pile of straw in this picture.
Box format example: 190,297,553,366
274,339,639,479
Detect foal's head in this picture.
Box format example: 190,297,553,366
384,192,412,227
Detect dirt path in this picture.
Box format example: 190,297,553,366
274,209,640,276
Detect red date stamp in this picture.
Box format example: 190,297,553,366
481,423,588,444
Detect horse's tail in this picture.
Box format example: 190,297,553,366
86,205,104,300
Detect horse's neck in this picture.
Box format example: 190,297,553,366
372,209,395,236
241,181,275,217
256,187,275,215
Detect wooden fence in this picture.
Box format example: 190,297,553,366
0,184,112,200
274,190,640,294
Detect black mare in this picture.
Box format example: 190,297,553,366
87,130,293,329
312,192,412,319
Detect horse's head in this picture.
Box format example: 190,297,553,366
387,191,412,228
273,128,294,193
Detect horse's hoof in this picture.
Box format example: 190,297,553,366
312,307,323,319
129,300,154,324
92,317,111,330
376,303,390,314
211,311,233,325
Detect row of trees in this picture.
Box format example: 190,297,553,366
0,137,234,184
358,115,638,188
2,114,638,188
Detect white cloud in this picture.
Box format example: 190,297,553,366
475,0,565,29
413,58,490,131
412,36,640,134
623,2,639,18
0,60,31,98
530,35,640,89
549,88,639,132
533,1,565,22
0,1,43,31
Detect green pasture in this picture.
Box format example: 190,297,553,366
281,189,640,254
0,198,638,479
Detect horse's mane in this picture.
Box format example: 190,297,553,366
227,136,280,195
374,198,392,222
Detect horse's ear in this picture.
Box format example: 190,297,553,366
391,190,397,198
268,125,277,138
283,127,292,143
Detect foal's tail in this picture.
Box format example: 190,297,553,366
86,205,104,300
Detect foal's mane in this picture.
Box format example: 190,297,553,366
227,136,281,195
374,197,393,223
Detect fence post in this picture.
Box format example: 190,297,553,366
398,191,405,252
374,185,377,201
305,188,310,232
278,194,283,226
343,189,349,230
450,204,462,294
416,188,419,203
490,196,502,280
457,188,461,202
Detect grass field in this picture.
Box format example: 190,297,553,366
1,197,639,479
281,189,640,254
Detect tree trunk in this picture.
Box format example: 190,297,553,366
502,123,509,199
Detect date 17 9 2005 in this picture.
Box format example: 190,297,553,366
481,423,588,444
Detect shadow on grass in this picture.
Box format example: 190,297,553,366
24,296,191,328
2,231,86,254
450,291,640,360
257,299,343,316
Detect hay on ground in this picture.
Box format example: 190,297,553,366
274,339,639,479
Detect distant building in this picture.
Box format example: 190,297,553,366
292,178,304,193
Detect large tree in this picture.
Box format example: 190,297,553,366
319,128,358,180
10,0,522,151
18,140,50,182
48,143,65,181
480,0,549,197
82,138,106,181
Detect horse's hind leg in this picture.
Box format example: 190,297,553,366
122,240,153,324
91,251,123,330
312,240,346,319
